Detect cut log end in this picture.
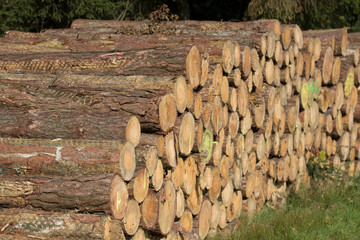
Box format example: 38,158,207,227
158,180,176,235
174,76,188,113
126,116,141,148
222,40,235,74
186,46,201,89
123,199,140,236
119,141,136,181
110,175,128,220
159,94,177,132
179,112,196,156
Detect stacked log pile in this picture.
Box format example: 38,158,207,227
0,18,360,239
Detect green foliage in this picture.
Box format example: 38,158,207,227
245,0,360,30
0,0,160,35
306,150,341,181
245,0,301,24
1,0,360,36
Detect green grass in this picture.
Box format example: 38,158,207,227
212,178,360,240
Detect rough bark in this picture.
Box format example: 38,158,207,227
0,73,176,139
0,137,149,176
0,208,125,240
0,174,116,213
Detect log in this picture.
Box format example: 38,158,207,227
227,190,242,221
164,131,177,168
174,76,188,114
141,189,159,231
131,228,149,240
111,175,129,220
175,188,185,219
221,179,234,207
123,199,141,236
146,146,159,177
218,204,227,229
1,27,273,71
241,173,255,199
0,173,119,214
171,157,185,189
186,46,201,89
179,112,196,156
0,209,125,240
210,201,221,230
193,199,212,240
0,47,192,76
119,141,136,181
182,156,197,195
303,28,348,56
152,159,164,191
70,19,281,37
0,137,141,176
0,73,179,140
126,116,141,148
158,180,176,235
209,167,221,203
128,168,149,203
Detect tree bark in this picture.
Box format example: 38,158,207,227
0,209,125,240
0,174,116,213
0,73,177,140
0,137,149,176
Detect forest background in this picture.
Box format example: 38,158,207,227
0,0,359,36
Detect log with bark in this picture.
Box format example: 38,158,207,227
0,174,127,215
0,208,125,240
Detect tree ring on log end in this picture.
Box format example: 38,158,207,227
110,175,128,220
119,141,136,181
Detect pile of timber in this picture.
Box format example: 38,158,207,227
0,19,360,239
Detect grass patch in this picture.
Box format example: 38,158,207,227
212,178,360,240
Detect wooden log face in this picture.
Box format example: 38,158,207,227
174,76,188,114
141,190,159,231
211,96,223,135
179,112,196,156
213,64,223,96
158,180,176,235
152,159,163,191
111,175,128,220
123,199,140,236
322,47,334,84
186,46,201,89
344,66,355,98
196,199,212,239
186,181,203,215
126,116,141,148
159,94,177,132
172,157,185,189
119,141,136,181
201,56,209,87
222,40,235,74
165,131,177,168
146,146,158,177
209,167,221,203
242,46,251,78
132,168,149,203
182,156,197,195
180,209,193,233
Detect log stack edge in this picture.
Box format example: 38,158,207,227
0,19,359,239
